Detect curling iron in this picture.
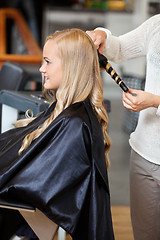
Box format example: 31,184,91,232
97,51,129,92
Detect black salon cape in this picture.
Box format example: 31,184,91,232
0,100,114,240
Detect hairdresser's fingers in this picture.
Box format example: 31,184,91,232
127,88,139,99
86,30,96,42
123,88,139,104
122,91,136,111
93,30,107,49
98,41,106,52
128,88,138,94
86,30,107,49
123,91,133,105
123,88,147,112
122,100,135,111
124,88,156,111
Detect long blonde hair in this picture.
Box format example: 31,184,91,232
19,29,111,167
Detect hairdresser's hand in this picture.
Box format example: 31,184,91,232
122,88,160,112
86,30,107,52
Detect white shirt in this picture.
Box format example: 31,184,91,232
100,14,160,164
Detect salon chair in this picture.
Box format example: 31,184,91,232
0,62,28,91
0,62,29,132
0,198,59,240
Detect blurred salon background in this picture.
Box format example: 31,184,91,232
0,1,159,239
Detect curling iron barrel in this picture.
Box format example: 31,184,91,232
98,51,129,92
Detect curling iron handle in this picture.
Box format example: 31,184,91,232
98,51,129,92
105,62,129,92
119,81,129,92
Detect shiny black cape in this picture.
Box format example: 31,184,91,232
0,100,114,240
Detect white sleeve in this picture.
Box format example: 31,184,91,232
96,14,160,63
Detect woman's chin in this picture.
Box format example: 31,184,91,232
43,83,58,91
43,82,50,89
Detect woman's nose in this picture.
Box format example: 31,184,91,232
39,64,45,73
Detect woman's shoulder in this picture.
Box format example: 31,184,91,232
57,100,102,139
59,100,92,127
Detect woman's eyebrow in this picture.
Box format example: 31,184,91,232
44,57,50,61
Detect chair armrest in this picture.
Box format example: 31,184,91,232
0,197,35,212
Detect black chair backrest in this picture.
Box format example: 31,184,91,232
0,62,26,91
0,62,28,133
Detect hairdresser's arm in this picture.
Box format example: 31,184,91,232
87,14,160,63
87,26,146,63
123,88,160,113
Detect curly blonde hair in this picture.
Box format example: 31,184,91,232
19,29,111,167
